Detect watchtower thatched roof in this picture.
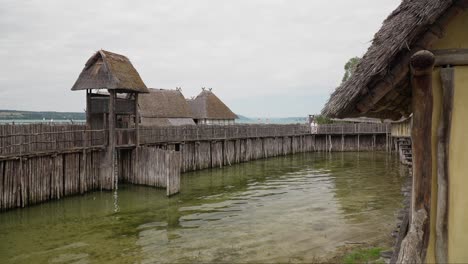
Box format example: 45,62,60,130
322,0,466,120
187,90,237,120
139,89,193,118
71,50,149,93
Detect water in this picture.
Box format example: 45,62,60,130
0,152,407,263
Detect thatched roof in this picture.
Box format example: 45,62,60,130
187,90,238,120
72,50,149,93
140,117,195,127
322,0,464,120
139,89,193,118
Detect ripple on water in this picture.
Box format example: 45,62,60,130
0,152,406,264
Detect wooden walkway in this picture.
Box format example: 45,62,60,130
0,123,391,159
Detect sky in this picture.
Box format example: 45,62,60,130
0,0,401,118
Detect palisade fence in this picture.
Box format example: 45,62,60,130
0,124,106,157
0,123,391,157
139,124,311,144
315,123,390,134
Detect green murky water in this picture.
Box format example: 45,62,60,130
0,152,407,263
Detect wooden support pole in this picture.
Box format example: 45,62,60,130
357,134,360,152
341,135,344,152
407,50,435,262
107,90,116,190
86,89,91,127
435,67,454,264
135,93,140,148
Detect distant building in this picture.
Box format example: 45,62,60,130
139,89,195,126
187,89,237,125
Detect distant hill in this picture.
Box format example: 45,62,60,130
0,110,85,120
236,114,251,121
236,115,307,124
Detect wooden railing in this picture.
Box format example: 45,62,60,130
314,123,390,135
0,122,392,157
139,124,310,144
0,124,106,157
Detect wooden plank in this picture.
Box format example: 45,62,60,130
435,67,454,264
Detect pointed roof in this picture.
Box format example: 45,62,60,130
71,50,149,93
187,90,237,120
139,89,193,118
322,0,466,120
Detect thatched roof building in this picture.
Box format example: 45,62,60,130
187,90,237,125
71,50,149,93
139,89,195,126
322,0,464,120
322,1,468,263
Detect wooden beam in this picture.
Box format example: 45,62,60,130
433,49,468,66
410,50,435,261
435,67,454,264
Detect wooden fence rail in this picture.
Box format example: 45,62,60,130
0,124,106,157
0,123,392,157
139,124,311,144
315,123,391,135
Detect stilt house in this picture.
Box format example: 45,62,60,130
138,88,195,126
322,1,468,262
187,89,237,125
71,50,149,187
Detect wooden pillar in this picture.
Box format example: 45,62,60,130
435,67,454,264
341,134,344,152
357,134,360,152
402,50,435,262
134,93,140,184
86,89,91,127
135,93,140,148
107,90,116,190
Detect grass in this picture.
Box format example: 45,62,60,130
342,247,384,264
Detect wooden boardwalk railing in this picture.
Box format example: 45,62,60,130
0,124,106,158
0,123,391,157
315,123,390,135
139,124,310,144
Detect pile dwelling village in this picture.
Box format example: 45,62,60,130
0,50,393,210
1,0,468,263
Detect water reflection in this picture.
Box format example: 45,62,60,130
0,152,406,263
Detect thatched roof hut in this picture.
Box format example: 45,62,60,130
322,1,468,263
139,89,195,126
71,50,149,93
322,0,463,120
187,90,237,121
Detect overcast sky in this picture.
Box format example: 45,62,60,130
0,0,401,117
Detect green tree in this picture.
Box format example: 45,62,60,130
314,115,333,125
341,57,361,84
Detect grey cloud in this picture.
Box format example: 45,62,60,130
0,0,400,117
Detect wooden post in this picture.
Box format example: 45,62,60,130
86,89,91,126
357,134,360,152
107,90,116,190
341,135,344,152
435,67,454,264
405,50,435,262
135,93,140,148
